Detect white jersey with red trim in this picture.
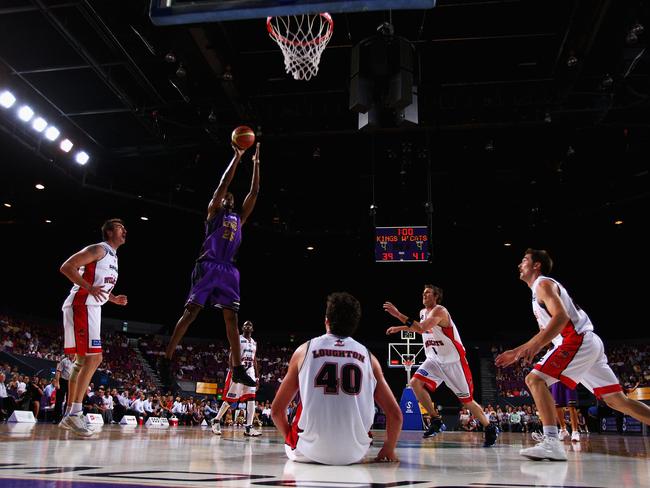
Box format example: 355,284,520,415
531,276,594,346
240,334,257,380
296,333,376,465
63,242,118,307
419,306,466,364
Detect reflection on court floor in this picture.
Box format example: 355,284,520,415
1,425,648,487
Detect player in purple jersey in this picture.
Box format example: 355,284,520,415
159,142,261,389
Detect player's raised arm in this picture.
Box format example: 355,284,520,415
241,142,260,225
383,301,442,334
207,144,247,220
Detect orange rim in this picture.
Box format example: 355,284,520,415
267,12,333,47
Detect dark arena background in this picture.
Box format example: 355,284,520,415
1,1,649,487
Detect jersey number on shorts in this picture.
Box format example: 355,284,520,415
314,362,362,395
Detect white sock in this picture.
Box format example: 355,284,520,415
543,425,559,439
64,405,72,416
216,401,231,422
246,401,255,427
70,403,83,416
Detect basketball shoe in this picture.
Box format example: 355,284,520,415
59,414,94,437
484,423,499,447
571,430,580,442
520,433,567,461
244,425,262,437
210,419,222,435
558,428,570,441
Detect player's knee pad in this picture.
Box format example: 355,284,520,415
70,356,86,382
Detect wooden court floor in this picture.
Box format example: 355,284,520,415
1,424,648,487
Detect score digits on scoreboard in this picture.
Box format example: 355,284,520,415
375,226,430,262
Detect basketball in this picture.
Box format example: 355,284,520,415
231,125,255,150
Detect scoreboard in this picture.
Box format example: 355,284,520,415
375,226,430,262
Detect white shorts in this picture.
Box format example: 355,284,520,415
63,305,102,356
532,330,623,399
412,356,474,403
223,368,256,403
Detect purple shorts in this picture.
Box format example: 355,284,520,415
186,261,240,311
551,381,577,407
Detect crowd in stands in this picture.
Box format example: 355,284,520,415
458,403,589,434
491,342,650,398
138,335,292,388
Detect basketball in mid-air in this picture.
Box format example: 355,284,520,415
231,125,255,150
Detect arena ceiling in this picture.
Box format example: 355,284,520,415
1,0,648,336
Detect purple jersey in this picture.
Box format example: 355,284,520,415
198,208,242,263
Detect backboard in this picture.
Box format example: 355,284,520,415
150,1,436,25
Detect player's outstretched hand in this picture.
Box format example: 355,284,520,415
375,446,399,463
495,349,519,367
383,301,401,319
386,327,402,335
111,295,128,306
252,142,260,164
232,143,247,158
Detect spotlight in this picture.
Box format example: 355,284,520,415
3,203,11,208
175,63,186,78
614,219,624,225
504,242,512,247
601,74,614,89
0,90,16,109
75,151,90,165
631,23,644,35
45,126,60,141
60,139,73,152
35,183,45,190
567,55,578,67
45,219,52,224
140,216,149,221
17,105,34,122
165,52,176,63
306,246,315,251
32,117,47,132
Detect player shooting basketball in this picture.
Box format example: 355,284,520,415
159,142,261,389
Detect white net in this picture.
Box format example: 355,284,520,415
267,13,333,81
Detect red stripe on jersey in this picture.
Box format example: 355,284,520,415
224,370,233,396
413,373,438,393
441,326,474,400
239,393,256,402
73,261,97,306
285,402,303,449
72,305,89,356
593,384,623,399
534,321,583,380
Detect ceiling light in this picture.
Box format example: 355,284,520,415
567,56,578,67
614,220,624,225
75,151,90,165
60,139,73,152
35,183,45,190
17,105,34,122
44,126,60,141
0,90,16,109
45,219,52,224
32,117,47,132
306,246,315,251
504,242,512,247
140,216,149,221
3,203,11,208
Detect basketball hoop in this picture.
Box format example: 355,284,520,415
403,360,414,373
267,13,334,81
